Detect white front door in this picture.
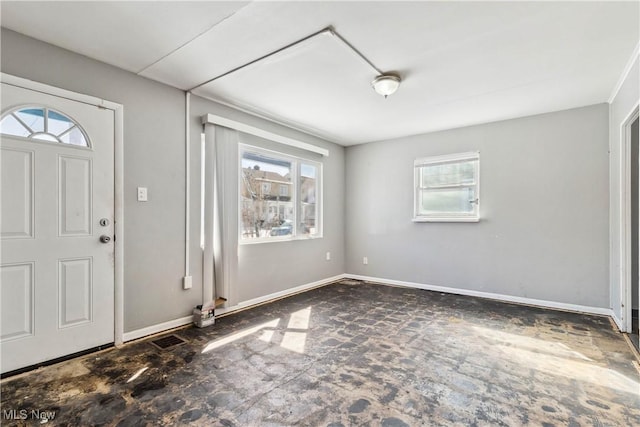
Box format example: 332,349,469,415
1,83,115,374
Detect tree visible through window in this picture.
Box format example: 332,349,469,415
240,147,321,240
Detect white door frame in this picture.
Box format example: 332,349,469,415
619,102,639,333
1,73,125,346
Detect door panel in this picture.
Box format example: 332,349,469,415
0,263,34,341
1,147,34,239
58,257,92,328
1,83,115,374
58,155,92,236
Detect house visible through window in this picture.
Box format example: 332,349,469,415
240,146,322,241
414,151,480,222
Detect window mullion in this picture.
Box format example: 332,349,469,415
10,112,34,135
420,183,476,190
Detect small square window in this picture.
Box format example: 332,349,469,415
413,152,480,222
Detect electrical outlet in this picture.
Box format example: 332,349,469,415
183,276,192,290
137,187,148,202
326,252,331,261
363,257,368,265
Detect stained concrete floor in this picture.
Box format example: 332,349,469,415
1,281,639,426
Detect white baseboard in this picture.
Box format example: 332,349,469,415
215,274,347,316
123,315,193,342
123,272,615,342
122,274,347,342
611,312,626,332
346,274,614,318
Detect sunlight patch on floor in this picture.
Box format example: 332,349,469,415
202,318,281,354
281,331,307,354
287,306,311,330
201,306,313,354
280,306,312,353
472,326,640,395
259,329,275,343
472,326,593,361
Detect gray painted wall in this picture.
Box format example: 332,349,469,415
188,96,346,305
0,26,630,334
609,56,640,323
1,29,191,332
1,29,345,333
346,104,610,308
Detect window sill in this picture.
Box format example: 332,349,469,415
239,234,323,245
412,217,480,223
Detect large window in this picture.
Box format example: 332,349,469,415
240,146,321,241
414,151,480,222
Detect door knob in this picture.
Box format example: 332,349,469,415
99,235,111,244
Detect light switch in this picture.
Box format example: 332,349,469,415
137,187,148,202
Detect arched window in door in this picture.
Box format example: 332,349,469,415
0,106,89,147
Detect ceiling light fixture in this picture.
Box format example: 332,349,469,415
372,74,401,98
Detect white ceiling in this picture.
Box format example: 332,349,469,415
2,1,638,145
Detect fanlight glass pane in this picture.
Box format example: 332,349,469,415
0,107,88,147
32,133,58,142
15,108,45,133
419,187,476,215
48,110,75,135
0,114,30,137
59,127,88,146
420,161,476,188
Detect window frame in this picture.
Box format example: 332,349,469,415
0,105,91,149
239,144,322,243
413,151,480,223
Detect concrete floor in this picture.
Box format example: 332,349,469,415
1,281,639,426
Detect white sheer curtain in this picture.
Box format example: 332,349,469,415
202,124,238,307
